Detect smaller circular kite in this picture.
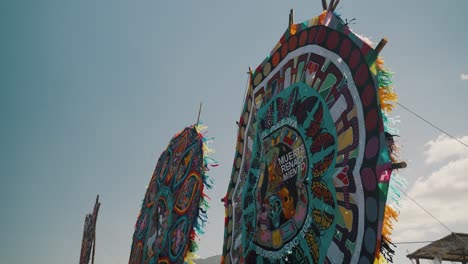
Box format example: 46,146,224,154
129,124,216,264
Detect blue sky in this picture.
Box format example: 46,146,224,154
1,0,467,263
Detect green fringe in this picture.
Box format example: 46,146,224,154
387,172,407,208
377,59,401,264
377,69,394,88
189,123,218,256
189,241,198,252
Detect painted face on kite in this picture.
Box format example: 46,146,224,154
222,7,399,264
129,125,215,264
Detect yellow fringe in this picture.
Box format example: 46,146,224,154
377,57,398,114
203,145,215,154
374,254,389,264
379,88,398,113
195,124,208,132
184,251,198,264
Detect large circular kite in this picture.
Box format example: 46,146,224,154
129,124,215,264
222,5,400,264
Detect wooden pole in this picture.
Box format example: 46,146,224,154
79,215,89,264
79,195,100,264
197,102,202,125
391,161,407,169
375,38,388,54
321,0,328,10
332,0,340,11
289,9,294,27
91,195,100,264
329,0,336,11
91,233,96,264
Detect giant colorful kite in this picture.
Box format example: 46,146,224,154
221,2,403,264
129,124,216,264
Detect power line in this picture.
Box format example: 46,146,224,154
397,102,468,149
392,102,468,252
396,185,453,233
393,241,434,245
395,186,468,247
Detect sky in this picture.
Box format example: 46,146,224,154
1,0,467,263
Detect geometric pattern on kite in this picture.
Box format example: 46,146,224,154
221,7,400,264
129,124,216,264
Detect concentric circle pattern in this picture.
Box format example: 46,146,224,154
129,127,205,264
222,12,391,264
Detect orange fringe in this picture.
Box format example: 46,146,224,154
379,88,398,113
318,11,327,25
290,24,298,35
377,57,397,114
376,57,385,70
382,205,399,242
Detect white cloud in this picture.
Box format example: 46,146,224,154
393,156,468,243
461,73,468,80
424,134,468,164
393,135,468,244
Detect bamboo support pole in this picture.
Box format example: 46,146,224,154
375,38,388,54
322,0,328,10
197,102,202,125
332,0,340,11
289,9,294,27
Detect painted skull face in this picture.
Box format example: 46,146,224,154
277,186,295,219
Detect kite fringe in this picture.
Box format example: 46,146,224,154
383,116,400,136
184,251,198,264
377,57,405,263
387,172,407,206
377,58,398,113
376,205,398,264
186,123,218,262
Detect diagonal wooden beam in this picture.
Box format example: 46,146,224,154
375,38,388,54
332,0,340,11
321,0,328,10
289,9,294,27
